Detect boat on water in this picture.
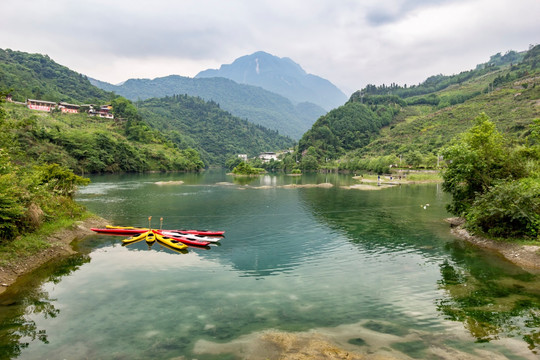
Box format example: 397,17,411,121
160,231,221,243
153,230,210,247
145,231,156,244
153,232,188,251
122,231,149,245
94,226,225,237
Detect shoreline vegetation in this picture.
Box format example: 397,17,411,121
0,214,108,295
447,217,540,272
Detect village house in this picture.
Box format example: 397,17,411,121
23,98,114,119
27,99,57,112
89,104,114,119
258,152,278,163
58,102,80,114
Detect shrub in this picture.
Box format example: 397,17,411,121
232,162,264,175
466,178,540,239
34,163,90,197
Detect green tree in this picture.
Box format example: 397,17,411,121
232,161,262,175
442,113,509,216
35,163,90,198
111,97,140,120
466,178,540,238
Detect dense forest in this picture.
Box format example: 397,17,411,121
0,49,112,104
92,75,324,139
138,94,295,165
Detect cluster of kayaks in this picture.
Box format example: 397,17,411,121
91,225,225,251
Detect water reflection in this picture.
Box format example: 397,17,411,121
297,184,454,257
0,254,90,359
436,241,540,353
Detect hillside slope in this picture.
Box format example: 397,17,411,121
297,46,539,170
0,48,113,104
90,75,324,139
1,101,204,174
138,95,295,165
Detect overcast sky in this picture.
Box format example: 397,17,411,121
1,0,538,95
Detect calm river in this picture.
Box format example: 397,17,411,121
0,171,538,359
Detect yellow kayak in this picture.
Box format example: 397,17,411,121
154,232,188,251
145,232,156,244
122,231,150,245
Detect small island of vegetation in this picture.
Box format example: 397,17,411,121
231,161,265,176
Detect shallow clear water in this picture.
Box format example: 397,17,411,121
0,171,538,359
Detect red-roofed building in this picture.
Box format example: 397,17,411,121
27,99,57,112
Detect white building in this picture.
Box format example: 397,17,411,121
258,152,278,163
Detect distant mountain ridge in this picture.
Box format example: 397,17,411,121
90,75,325,139
196,51,348,111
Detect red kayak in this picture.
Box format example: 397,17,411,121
91,227,225,237
152,230,211,247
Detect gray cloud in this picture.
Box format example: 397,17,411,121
1,0,538,94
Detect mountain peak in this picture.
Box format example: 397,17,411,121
196,51,346,110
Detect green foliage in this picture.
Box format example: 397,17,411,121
0,170,25,240
0,99,94,242
232,161,264,175
443,113,540,240
298,100,397,164
0,48,113,104
442,113,510,215
356,49,524,100
2,102,203,174
226,156,244,171
34,163,90,198
94,75,324,139
466,178,540,238
304,45,539,173
339,154,398,174
111,97,140,120
137,94,295,165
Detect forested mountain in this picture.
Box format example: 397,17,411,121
0,48,294,167
0,48,113,104
138,95,295,165
196,51,347,110
90,75,323,139
297,46,539,172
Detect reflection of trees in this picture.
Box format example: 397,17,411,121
0,254,90,359
232,175,259,186
297,185,450,255
436,242,540,354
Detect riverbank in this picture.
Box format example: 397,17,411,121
0,215,108,295
447,217,540,272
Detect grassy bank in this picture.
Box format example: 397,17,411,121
0,211,95,267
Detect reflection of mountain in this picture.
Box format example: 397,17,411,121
436,242,540,352
0,254,90,358
297,184,453,257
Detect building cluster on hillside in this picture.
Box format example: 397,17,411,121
6,95,114,119
239,150,292,163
